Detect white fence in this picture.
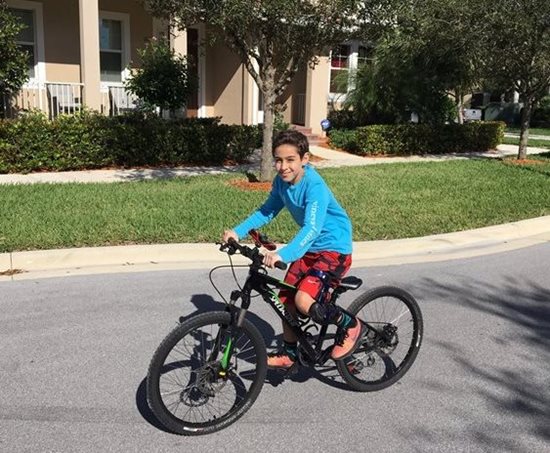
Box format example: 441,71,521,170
106,86,139,116
46,82,84,117
2,82,138,119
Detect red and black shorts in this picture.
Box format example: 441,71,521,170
278,251,352,305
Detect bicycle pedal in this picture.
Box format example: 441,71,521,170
276,362,300,377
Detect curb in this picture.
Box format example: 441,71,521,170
1,216,549,281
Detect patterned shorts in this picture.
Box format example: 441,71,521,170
278,251,352,305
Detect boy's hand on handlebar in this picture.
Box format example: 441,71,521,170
222,230,238,243
262,251,283,269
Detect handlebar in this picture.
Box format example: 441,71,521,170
219,238,287,270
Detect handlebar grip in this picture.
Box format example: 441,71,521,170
275,261,287,270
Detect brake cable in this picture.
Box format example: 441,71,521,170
208,248,264,305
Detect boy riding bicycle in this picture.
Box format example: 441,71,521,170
223,129,365,369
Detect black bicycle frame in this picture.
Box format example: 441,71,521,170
230,268,334,365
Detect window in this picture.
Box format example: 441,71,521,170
11,8,36,78
357,45,374,68
100,18,123,82
330,45,350,93
329,42,374,96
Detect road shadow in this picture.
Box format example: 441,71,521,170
412,275,550,449
135,377,173,433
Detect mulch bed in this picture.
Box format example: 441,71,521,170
228,179,272,192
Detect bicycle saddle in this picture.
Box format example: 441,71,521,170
338,276,363,291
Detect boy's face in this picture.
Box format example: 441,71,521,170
273,144,310,185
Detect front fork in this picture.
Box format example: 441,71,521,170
214,290,249,375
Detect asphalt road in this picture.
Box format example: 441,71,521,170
1,243,549,452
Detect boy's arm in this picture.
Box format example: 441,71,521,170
278,183,329,263
233,185,285,239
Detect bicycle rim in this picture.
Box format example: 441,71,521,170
147,311,267,434
338,286,423,391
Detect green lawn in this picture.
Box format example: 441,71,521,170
502,137,550,148
1,157,549,253
506,127,550,136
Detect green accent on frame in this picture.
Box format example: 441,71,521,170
221,337,233,370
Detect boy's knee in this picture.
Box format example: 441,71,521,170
294,290,314,314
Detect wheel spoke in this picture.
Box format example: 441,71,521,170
337,288,422,391
147,312,266,433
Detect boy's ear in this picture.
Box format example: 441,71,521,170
302,152,310,166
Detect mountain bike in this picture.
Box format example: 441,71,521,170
146,231,423,435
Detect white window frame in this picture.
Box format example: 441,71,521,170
328,40,372,102
99,11,131,88
7,0,45,86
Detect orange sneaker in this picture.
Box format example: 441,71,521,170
267,352,296,369
331,320,366,360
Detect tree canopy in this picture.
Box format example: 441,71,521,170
125,37,195,115
480,0,550,158
0,3,29,116
145,0,390,180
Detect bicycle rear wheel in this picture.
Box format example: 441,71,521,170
337,286,423,392
147,311,267,435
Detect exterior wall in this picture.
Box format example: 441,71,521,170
205,38,245,124
278,65,307,125
306,54,331,134
98,0,153,65
41,0,80,82
8,0,153,84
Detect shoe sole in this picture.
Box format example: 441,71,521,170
331,322,367,361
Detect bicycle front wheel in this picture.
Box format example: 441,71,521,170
147,311,267,435
337,286,423,392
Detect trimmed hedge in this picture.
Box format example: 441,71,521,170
0,111,262,173
329,121,505,155
327,129,360,153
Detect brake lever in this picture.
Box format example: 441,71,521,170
217,241,238,255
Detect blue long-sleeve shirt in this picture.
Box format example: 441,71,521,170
234,165,353,263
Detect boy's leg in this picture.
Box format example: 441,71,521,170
267,256,313,368
295,252,365,360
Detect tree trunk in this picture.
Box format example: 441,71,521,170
260,104,274,182
457,99,464,124
454,89,464,124
259,69,276,182
518,98,534,160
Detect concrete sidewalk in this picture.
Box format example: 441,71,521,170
2,216,549,281
0,143,546,185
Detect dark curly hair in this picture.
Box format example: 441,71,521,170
272,129,309,157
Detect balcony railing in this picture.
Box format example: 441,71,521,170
2,80,45,118
1,82,138,119
47,82,84,118
106,86,139,116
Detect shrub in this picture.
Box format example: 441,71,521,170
532,96,550,128
0,4,29,114
327,109,361,130
353,121,505,156
124,38,195,114
327,129,359,153
0,111,260,173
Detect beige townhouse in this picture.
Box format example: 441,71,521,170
5,0,369,134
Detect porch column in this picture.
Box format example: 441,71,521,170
170,25,187,57
305,55,330,134
242,70,255,125
79,0,101,111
